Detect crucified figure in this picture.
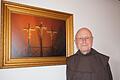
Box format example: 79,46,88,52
24,24,35,56
36,22,47,56
47,26,57,53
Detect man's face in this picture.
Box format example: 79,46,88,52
75,29,93,54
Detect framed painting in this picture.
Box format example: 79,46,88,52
0,1,73,68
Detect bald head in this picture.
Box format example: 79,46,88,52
75,27,93,54
75,28,93,38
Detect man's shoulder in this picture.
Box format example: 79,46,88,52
67,53,78,61
92,48,110,62
66,51,79,63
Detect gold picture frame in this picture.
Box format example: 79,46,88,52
0,1,74,68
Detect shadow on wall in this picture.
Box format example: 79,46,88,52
111,60,120,80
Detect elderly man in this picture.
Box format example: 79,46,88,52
66,28,113,80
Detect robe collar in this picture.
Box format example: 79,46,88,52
76,48,96,56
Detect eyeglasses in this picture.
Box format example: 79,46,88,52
75,37,93,41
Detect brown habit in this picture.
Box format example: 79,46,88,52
66,48,113,80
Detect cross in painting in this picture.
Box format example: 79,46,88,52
24,24,35,56
47,31,57,40
35,22,47,56
47,26,57,52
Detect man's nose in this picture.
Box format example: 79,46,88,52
81,38,87,44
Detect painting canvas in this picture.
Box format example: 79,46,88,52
11,13,66,58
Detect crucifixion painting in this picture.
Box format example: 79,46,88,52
11,13,66,58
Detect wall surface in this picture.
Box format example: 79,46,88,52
0,0,120,80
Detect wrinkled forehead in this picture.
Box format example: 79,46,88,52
76,28,93,38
